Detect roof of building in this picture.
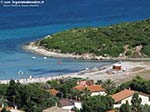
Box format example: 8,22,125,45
107,110,116,112
10,109,24,112
74,85,105,92
59,99,74,107
0,107,24,112
49,88,59,96
111,89,135,103
0,107,13,111
43,106,68,112
113,63,121,66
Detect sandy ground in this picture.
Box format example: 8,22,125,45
24,42,150,61
0,61,149,85
23,42,84,59
84,61,150,84
23,42,124,60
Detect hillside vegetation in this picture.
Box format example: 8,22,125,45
36,19,150,58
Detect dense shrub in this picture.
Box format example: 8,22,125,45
38,19,150,57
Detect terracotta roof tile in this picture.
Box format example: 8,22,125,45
75,85,104,92
43,106,68,112
0,107,13,111
49,89,59,96
107,110,116,112
111,89,135,103
59,99,74,107
0,107,24,112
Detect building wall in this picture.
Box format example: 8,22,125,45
91,91,106,96
62,105,74,110
62,102,82,110
139,94,150,105
121,96,133,105
74,102,82,110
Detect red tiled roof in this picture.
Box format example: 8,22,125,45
49,89,59,96
0,107,13,111
107,110,116,112
59,99,74,107
75,85,104,92
111,89,135,103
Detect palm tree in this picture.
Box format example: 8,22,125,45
102,79,115,94
81,88,91,100
71,89,82,100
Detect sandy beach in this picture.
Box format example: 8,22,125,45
23,42,122,60
0,61,150,85
24,42,150,61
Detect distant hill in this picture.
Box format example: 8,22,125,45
35,19,150,58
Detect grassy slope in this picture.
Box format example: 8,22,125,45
36,19,150,57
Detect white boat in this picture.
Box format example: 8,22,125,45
32,56,36,59
43,57,47,60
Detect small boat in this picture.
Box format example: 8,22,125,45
57,61,62,64
18,70,24,75
85,68,89,70
32,56,36,59
43,57,47,60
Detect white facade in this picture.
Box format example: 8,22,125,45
62,105,74,110
62,102,82,110
74,102,82,110
91,91,106,96
139,94,150,105
114,94,150,108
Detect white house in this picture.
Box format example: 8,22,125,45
59,99,74,110
74,101,82,110
59,99,82,111
111,89,150,108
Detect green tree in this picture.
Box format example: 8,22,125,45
142,44,150,56
0,84,8,96
81,88,91,100
102,79,116,94
141,104,150,112
47,80,60,89
1,107,11,112
118,76,150,94
95,80,103,85
6,80,22,107
120,102,131,112
37,19,150,57
81,95,114,112
131,93,142,112
6,80,58,112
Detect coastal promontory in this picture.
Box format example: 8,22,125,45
25,19,150,60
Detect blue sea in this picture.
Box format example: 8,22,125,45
0,0,150,80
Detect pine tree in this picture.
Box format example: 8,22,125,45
120,102,131,112
131,93,142,112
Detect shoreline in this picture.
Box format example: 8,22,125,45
0,61,150,85
0,64,111,84
3,42,148,85
23,42,150,61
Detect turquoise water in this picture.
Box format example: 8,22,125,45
0,24,112,80
0,0,150,79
